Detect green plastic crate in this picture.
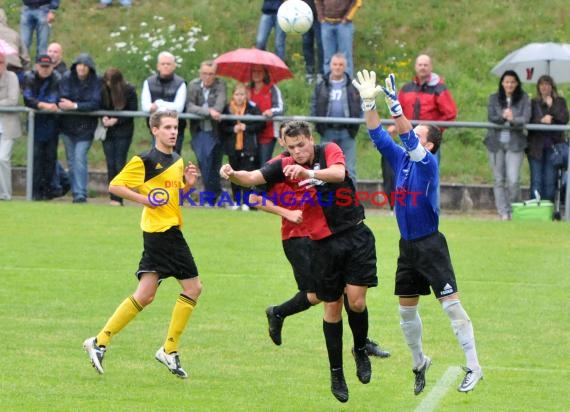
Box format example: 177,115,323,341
511,199,554,221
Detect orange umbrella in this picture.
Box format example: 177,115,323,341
214,48,293,84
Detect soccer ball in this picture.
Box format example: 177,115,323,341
277,0,314,35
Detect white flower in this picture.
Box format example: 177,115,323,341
115,42,127,49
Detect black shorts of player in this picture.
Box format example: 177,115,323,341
395,231,458,299
137,226,199,280
282,236,316,293
311,223,378,302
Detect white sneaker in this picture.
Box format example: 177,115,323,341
83,337,106,374
155,347,188,378
457,367,483,392
241,204,250,211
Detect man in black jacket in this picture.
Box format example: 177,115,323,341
22,54,60,200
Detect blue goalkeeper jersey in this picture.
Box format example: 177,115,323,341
368,126,439,240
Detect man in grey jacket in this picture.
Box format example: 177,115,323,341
186,60,227,205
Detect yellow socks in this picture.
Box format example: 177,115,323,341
96,296,143,347
163,294,196,354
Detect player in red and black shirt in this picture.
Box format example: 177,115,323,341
220,120,378,403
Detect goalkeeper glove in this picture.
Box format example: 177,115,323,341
381,73,403,117
352,70,383,111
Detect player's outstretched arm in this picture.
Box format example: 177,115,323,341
352,69,383,129
219,164,266,187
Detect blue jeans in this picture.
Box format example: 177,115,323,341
302,18,323,75
20,5,51,56
191,131,223,200
321,22,354,77
255,13,286,61
258,139,277,168
320,128,357,186
103,136,132,203
528,148,557,201
62,135,93,201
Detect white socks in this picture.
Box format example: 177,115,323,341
399,305,424,369
442,299,480,371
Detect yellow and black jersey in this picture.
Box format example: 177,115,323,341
111,147,185,233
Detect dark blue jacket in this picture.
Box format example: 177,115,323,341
23,0,59,9
59,53,102,140
261,0,282,14
22,70,60,142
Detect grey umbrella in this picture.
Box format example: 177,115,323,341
491,42,570,83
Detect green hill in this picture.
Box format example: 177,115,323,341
5,0,570,183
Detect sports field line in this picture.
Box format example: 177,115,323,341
414,366,462,412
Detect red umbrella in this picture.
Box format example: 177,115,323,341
214,48,293,84
0,39,18,56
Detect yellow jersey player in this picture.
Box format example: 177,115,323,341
83,110,201,379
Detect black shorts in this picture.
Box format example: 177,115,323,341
137,226,199,280
394,232,458,299
311,223,378,302
282,237,315,292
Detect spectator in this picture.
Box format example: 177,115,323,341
315,0,361,77
0,8,31,82
484,70,531,220
527,75,569,201
186,60,227,205
100,67,138,206
96,0,132,8
302,0,323,84
0,53,22,200
20,0,59,57
22,54,60,200
255,0,286,62
394,54,458,164
247,64,285,166
141,51,187,154
220,82,264,210
58,53,102,203
47,42,66,74
390,54,458,212
311,53,361,186
47,41,69,198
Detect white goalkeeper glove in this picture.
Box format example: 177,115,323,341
352,70,383,112
381,73,403,117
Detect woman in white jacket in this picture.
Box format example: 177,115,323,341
0,54,22,200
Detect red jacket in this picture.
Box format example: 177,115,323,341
398,73,457,127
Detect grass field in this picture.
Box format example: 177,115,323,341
1,201,569,411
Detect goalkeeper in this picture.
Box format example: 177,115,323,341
352,70,483,395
